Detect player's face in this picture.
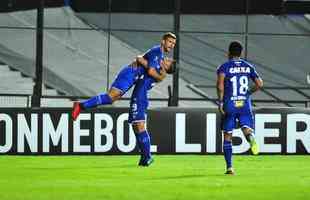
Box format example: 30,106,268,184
162,37,176,53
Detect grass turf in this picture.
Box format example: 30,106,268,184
0,155,309,200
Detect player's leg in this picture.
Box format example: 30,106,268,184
221,113,235,175
223,132,234,175
128,85,153,166
72,66,136,120
71,89,118,121
82,89,117,108
132,122,144,165
239,112,259,155
132,121,153,166
242,126,259,155
81,66,137,109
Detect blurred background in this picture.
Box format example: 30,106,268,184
0,0,309,108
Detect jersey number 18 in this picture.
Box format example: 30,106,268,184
230,76,248,96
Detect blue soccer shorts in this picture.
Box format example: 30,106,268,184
128,81,149,124
221,111,254,134
111,66,139,94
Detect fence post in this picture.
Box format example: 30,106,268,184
31,0,44,107
171,0,180,106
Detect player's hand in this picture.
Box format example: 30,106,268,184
218,101,225,115
135,55,148,69
160,65,167,77
159,69,167,81
163,57,175,66
160,66,167,73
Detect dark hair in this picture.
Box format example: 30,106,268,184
229,41,243,57
162,32,177,40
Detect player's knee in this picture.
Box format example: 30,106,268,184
242,127,252,135
108,89,121,102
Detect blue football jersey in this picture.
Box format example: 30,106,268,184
141,45,164,90
111,45,164,95
128,45,164,123
110,64,145,94
217,58,260,114
143,45,164,72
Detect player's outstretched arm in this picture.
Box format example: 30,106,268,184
249,78,263,95
146,58,174,82
135,56,166,82
136,56,172,82
147,67,167,82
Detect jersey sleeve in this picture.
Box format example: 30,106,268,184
250,66,260,80
144,48,160,69
216,65,226,76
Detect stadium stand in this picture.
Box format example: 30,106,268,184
0,8,309,107
0,63,70,107
0,7,210,107
77,13,310,107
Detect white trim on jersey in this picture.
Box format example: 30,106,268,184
130,119,146,124
241,125,253,131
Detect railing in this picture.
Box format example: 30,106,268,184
189,85,310,108
0,93,31,107
0,91,309,108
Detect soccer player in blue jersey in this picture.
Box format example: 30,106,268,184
128,56,175,166
71,32,177,166
217,41,263,175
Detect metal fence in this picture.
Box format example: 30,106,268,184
0,93,309,108
0,0,309,108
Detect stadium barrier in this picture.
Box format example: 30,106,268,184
0,107,309,155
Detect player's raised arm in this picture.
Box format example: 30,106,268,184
148,58,175,82
133,52,166,81
147,65,167,82
135,55,167,82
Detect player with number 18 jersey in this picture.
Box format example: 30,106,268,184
217,58,261,133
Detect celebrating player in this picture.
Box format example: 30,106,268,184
72,32,177,166
128,56,175,166
216,41,263,175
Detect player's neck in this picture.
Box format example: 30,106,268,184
160,45,165,53
229,56,241,60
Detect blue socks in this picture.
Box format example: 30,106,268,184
81,93,112,109
223,139,233,169
136,131,151,160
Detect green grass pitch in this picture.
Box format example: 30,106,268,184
0,155,309,200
